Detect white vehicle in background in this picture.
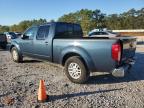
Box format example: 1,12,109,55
88,29,120,37
4,32,18,43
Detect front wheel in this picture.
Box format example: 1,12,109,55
64,56,89,84
11,47,23,63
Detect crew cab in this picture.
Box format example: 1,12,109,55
9,22,137,83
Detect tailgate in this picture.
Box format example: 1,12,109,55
119,36,137,61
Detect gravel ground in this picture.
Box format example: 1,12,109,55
0,45,144,108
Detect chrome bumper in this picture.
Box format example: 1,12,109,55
112,60,135,77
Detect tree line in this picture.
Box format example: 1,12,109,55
58,8,144,34
0,8,144,33
0,19,47,33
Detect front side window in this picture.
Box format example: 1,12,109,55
24,27,38,40
55,23,83,38
36,25,50,40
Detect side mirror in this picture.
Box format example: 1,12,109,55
21,34,24,39
21,34,29,39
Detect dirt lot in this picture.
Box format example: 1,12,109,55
0,45,144,108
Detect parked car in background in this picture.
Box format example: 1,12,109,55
15,32,22,37
0,33,7,49
4,32,18,43
88,29,120,37
10,22,136,83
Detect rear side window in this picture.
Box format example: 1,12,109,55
36,25,50,40
55,23,82,38
73,24,83,37
67,23,73,37
55,23,67,38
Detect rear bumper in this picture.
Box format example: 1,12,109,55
111,59,135,77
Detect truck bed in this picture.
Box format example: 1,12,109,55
53,36,136,72
53,38,117,72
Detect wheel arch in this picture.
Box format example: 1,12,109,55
62,52,88,69
10,45,15,52
9,43,22,56
61,48,96,72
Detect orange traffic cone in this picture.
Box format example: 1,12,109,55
38,80,48,102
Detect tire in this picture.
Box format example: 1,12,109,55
64,56,90,84
11,47,23,63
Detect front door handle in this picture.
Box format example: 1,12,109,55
45,42,48,45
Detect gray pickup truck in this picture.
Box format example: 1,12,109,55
0,33,7,49
10,22,137,83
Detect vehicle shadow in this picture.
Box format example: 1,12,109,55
48,88,123,102
87,52,144,85
0,48,8,51
22,59,42,63
0,44,10,51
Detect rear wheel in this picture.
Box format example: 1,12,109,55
11,47,23,63
64,56,89,84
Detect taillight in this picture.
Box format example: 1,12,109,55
112,43,121,62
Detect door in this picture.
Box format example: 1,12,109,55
20,27,38,56
33,25,51,60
